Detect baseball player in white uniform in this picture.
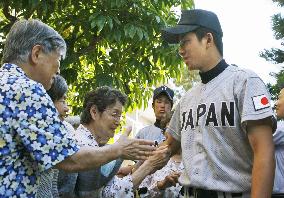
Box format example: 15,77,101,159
161,9,276,198
136,85,174,144
117,86,174,179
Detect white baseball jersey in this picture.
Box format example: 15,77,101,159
168,64,276,192
135,125,166,144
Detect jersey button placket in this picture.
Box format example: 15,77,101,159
200,85,206,102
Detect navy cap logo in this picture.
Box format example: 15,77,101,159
153,85,174,102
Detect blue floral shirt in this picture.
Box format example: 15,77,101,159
0,63,80,197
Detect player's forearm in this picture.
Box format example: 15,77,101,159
55,144,121,172
248,122,275,198
251,148,275,198
247,123,275,198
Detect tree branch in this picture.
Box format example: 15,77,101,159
77,35,102,55
3,1,17,23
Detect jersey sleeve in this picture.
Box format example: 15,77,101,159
167,102,181,141
235,74,276,132
15,83,79,172
135,129,143,139
135,127,149,139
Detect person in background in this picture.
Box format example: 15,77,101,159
0,19,156,197
47,75,75,134
136,85,174,144
272,87,284,198
117,85,174,177
72,86,170,198
37,74,78,197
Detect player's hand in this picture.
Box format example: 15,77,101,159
157,171,181,190
143,145,170,173
114,126,155,160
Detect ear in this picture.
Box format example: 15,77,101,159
30,45,43,65
90,105,98,120
206,33,214,47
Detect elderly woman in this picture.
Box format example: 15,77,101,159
73,86,169,198
37,75,77,197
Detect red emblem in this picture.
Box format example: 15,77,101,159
261,97,268,105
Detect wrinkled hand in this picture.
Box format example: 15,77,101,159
144,145,171,174
157,171,181,190
115,126,155,160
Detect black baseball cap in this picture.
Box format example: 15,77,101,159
153,85,174,102
162,9,223,44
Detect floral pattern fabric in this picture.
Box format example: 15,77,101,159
102,175,133,198
139,158,184,198
74,124,134,198
0,63,80,198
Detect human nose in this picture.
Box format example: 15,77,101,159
274,101,278,110
112,113,121,122
56,67,60,75
65,105,70,113
114,118,120,126
178,47,185,57
160,102,166,108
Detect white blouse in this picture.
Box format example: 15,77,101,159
74,124,134,198
139,158,184,198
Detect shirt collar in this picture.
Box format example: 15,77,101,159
76,124,99,147
154,119,161,128
199,59,228,84
154,119,166,134
2,63,27,77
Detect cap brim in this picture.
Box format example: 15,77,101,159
161,25,199,44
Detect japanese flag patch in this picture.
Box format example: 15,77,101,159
252,94,270,111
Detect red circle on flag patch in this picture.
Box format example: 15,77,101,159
261,97,268,105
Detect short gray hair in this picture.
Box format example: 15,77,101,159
1,19,66,64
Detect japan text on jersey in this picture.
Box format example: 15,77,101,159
181,101,235,130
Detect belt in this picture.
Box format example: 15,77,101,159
183,187,243,198
272,194,284,198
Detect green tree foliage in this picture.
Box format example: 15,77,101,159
0,0,194,114
260,0,284,100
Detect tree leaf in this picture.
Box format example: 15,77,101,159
107,17,113,30
96,15,106,32
129,25,136,38
136,27,143,40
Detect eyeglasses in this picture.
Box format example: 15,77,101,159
57,99,67,105
179,39,191,48
105,110,122,121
